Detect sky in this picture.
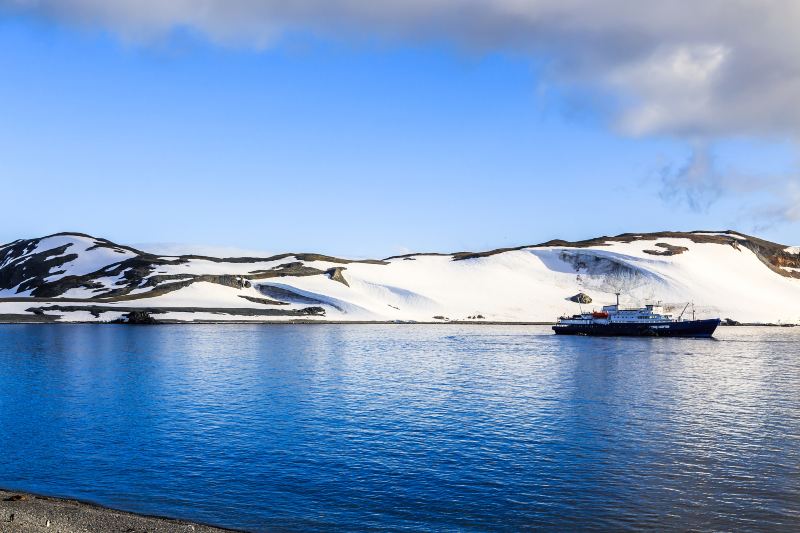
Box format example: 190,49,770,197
1,1,798,258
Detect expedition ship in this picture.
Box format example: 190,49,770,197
552,294,720,337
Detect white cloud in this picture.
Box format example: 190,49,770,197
5,0,799,138
609,44,730,136
4,0,800,221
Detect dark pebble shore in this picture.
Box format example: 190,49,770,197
0,490,239,533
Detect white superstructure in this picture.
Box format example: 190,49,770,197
557,295,682,326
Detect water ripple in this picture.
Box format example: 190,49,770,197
0,324,798,531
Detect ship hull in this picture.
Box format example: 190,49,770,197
552,318,721,338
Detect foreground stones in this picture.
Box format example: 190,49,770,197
0,490,235,533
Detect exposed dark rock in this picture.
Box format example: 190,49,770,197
256,284,321,305
256,284,344,311
249,262,327,280
27,304,330,320
146,250,384,266
0,242,78,295
569,292,593,304
298,306,326,316
238,295,288,306
643,243,690,256
723,318,742,326
35,278,106,298
0,313,59,323
326,267,349,287
100,272,261,302
560,251,651,281
0,233,151,298
212,275,250,289
119,311,159,325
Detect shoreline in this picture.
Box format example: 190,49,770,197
0,316,555,325
0,317,795,327
0,488,240,532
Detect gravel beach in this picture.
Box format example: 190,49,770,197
0,490,237,533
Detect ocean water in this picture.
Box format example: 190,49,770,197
0,324,798,531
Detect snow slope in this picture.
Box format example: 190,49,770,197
1,231,799,323
259,238,800,323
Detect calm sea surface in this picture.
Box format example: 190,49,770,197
1,324,799,531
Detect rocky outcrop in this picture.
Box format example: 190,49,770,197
298,306,326,316
120,310,159,325
0,233,372,301
569,292,592,304
326,267,349,287
256,284,345,311
238,295,287,306
26,304,328,321
0,243,79,295
643,243,689,256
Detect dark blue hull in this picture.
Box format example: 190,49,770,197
552,318,720,338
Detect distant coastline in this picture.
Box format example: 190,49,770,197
2,230,800,324
0,316,795,327
0,316,553,325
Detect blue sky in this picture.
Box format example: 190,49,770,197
1,4,798,257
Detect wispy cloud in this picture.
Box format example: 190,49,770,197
750,181,800,230
659,142,800,229
659,143,724,213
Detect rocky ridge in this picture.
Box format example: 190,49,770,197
1,230,799,323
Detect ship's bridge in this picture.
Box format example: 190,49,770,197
600,303,671,322
602,303,665,314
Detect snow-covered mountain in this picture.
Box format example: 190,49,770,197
1,231,799,323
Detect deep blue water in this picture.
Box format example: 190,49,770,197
1,324,799,531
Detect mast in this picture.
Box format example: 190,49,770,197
615,292,620,309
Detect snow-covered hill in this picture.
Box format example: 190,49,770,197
1,231,799,323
